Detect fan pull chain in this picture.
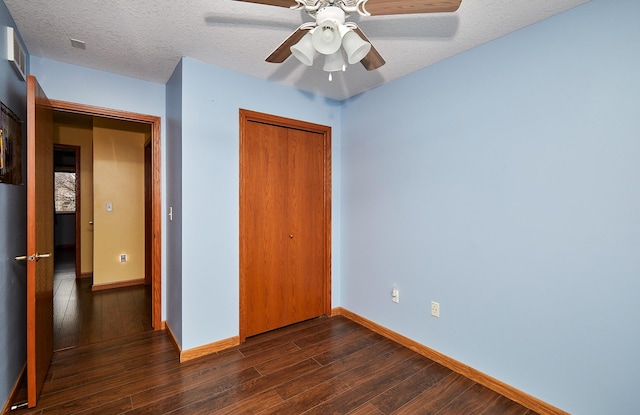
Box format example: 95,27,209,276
328,64,347,82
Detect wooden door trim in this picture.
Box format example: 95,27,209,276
49,99,163,330
144,140,152,285
239,109,332,342
53,144,81,278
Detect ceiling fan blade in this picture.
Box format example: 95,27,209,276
352,27,386,71
266,26,310,63
363,0,462,16
235,0,295,7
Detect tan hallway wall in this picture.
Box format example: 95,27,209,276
92,118,147,287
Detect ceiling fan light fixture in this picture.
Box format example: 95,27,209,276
290,31,316,66
342,30,371,64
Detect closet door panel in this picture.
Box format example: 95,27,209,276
241,121,290,337
287,128,326,322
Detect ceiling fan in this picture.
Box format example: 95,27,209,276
236,0,462,79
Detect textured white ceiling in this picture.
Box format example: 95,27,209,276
4,0,589,101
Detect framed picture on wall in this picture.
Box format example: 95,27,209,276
0,102,23,185
0,127,4,171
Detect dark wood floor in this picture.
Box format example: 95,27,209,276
14,314,539,415
53,247,152,350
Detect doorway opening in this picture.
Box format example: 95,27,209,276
50,102,162,350
53,144,79,277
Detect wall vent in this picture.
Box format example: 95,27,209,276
7,27,26,81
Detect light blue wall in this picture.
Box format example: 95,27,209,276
29,56,168,320
0,2,28,407
5,0,636,412
29,57,166,118
178,57,342,350
165,60,183,345
341,0,639,413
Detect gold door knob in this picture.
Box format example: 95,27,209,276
34,253,51,261
15,254,37,261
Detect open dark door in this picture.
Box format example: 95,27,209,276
26,75,54,408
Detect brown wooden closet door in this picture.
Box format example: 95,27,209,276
242,121,290,336
287,127,326,323
240,110,331,340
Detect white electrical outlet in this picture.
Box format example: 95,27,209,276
392,287,399,304
431,301,440,318
120,254,127,263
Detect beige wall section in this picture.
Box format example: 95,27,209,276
92,118,146,286
53,120,94,275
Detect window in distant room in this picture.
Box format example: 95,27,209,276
55,172,76,213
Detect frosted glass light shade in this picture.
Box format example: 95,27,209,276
312,20,341,55
323,50,345,72
342,30,371,64
290,32,316,66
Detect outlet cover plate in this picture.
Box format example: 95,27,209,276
431,301,440,318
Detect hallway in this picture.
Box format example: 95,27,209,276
53,247,152,350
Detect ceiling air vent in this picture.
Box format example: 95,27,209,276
7,27,26,81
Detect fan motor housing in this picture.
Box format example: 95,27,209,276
315,6,346,25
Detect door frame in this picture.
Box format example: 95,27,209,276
50,99,163,330
239,109,332,342
144,140,152,285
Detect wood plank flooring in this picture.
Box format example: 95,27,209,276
53,247,152,350
13,316,539,415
